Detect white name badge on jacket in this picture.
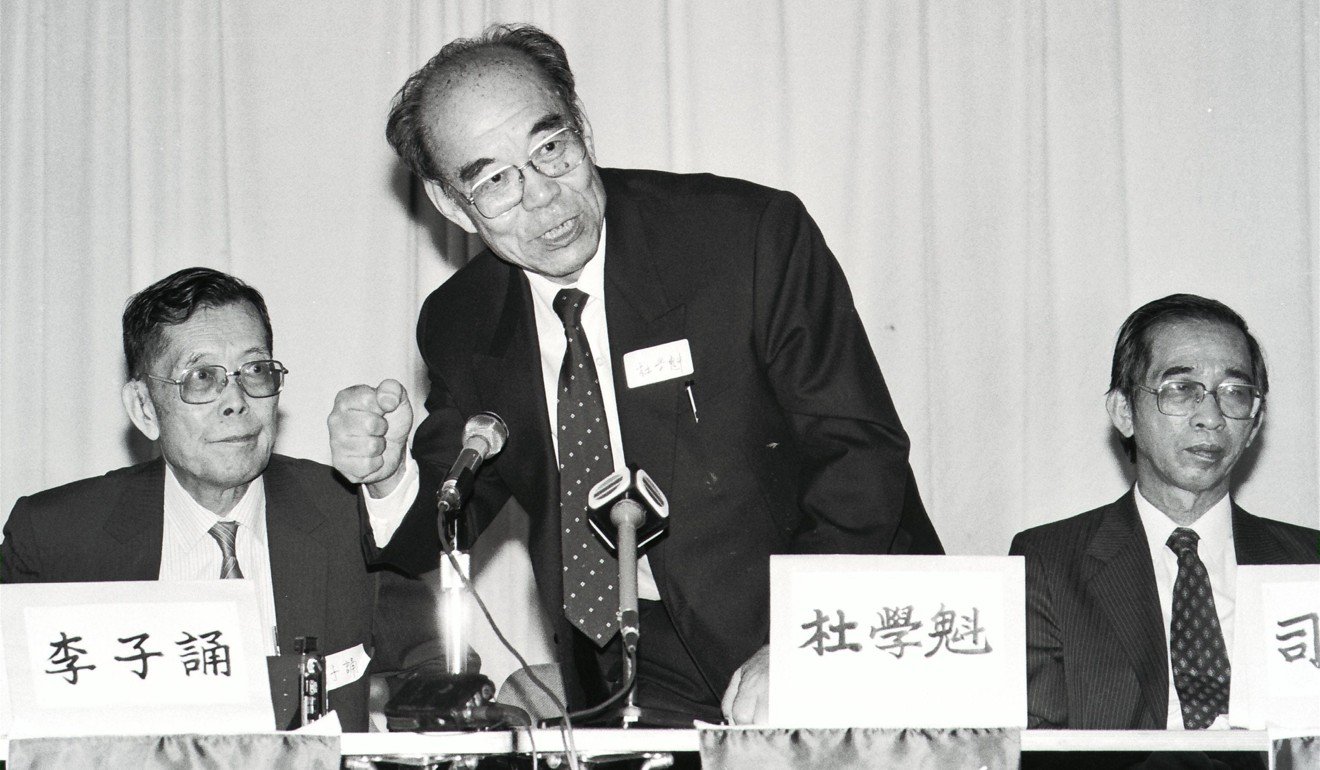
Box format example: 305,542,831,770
623,339,694,388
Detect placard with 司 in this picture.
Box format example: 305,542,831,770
0,580,273,736
1228,564,1320,730
769,554,1026,728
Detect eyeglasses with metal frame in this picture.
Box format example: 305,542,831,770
147,360,288,405
1136,380,1262,420
454,126,588,219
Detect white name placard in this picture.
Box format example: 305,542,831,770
1229,564,1320,730
1,580,274,736
769,554,1026,728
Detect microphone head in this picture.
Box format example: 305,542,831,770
586,465,669,553
462,412,508,459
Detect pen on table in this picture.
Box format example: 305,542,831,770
685,379,699,423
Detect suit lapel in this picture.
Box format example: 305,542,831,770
472,264,557,522
1232,503,1292,565
467,262,563,617
102,459,166,580
602,184,686,586
1082,490,1168,726
262,457,328,653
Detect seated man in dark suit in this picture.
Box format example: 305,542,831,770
0,267,418,731
1011,293,1319,732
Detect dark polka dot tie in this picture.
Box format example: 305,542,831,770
208,520,244,580
553,288,618,645
1166,527,1230,729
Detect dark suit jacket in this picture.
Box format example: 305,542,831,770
0,454,380,731
390,167,942,709
1009,489,1320,729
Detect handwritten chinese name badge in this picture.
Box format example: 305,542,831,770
623,339,694,389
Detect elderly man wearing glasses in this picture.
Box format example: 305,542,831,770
327,23,942,727
0,267,413,731
1011,293,1319,735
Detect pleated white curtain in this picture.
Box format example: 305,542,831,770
3,0,1317,686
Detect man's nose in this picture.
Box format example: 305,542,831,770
1191,389,1227,429
520,165,561,209
216,375,250,416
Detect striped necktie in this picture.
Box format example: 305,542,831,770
208,520,245,580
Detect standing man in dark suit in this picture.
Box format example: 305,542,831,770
1011,294,1319,731
1,267,407,731
327,23,941,726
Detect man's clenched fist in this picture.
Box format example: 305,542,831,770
328,379,413,497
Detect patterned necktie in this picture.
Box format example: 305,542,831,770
554,288,618,645
1166,527,1230,729
208,520,244,580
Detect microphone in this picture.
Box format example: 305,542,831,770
436,412,508,515
587,466,669,656
586,466,669,553
433,413,507,681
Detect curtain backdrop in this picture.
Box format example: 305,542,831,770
3,0,1317,688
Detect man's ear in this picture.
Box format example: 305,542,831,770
121,380,161,441
1106,389,1135,439
1245,403,1265,449
423,180,478,234
574,101,598,162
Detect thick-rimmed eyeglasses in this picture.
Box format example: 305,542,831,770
1137,380,1262,420
147,360,288,405
455,127,588,219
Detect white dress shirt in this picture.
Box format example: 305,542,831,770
363,457,416,547
1133,483,1236,730
159,463,280,654
364,222,662,601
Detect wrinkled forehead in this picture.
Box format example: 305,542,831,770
1142,318,1253,381
149,302,271,373
420,53,571,176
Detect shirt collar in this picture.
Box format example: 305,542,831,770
524,220,608,308
162,462,267,547
1134,482,1233,557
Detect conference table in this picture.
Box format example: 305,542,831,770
0,726,1285,766
341,726,1275,753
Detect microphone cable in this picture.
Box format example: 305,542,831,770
438,523,580,770
538,649,637,726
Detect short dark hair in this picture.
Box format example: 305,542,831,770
385,23,584,184
1109,293,1267,460
122,267,273,379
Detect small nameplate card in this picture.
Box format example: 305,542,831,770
623,339,694,389
0,580,273,737
325,643,370,691
1229,564,1320,729
769,554,1026,728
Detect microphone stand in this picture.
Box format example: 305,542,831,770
609,498,646,728
438,501,470,677
385,413,530,732
383,497,503,732
548,496,645,728
541,492,669,768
